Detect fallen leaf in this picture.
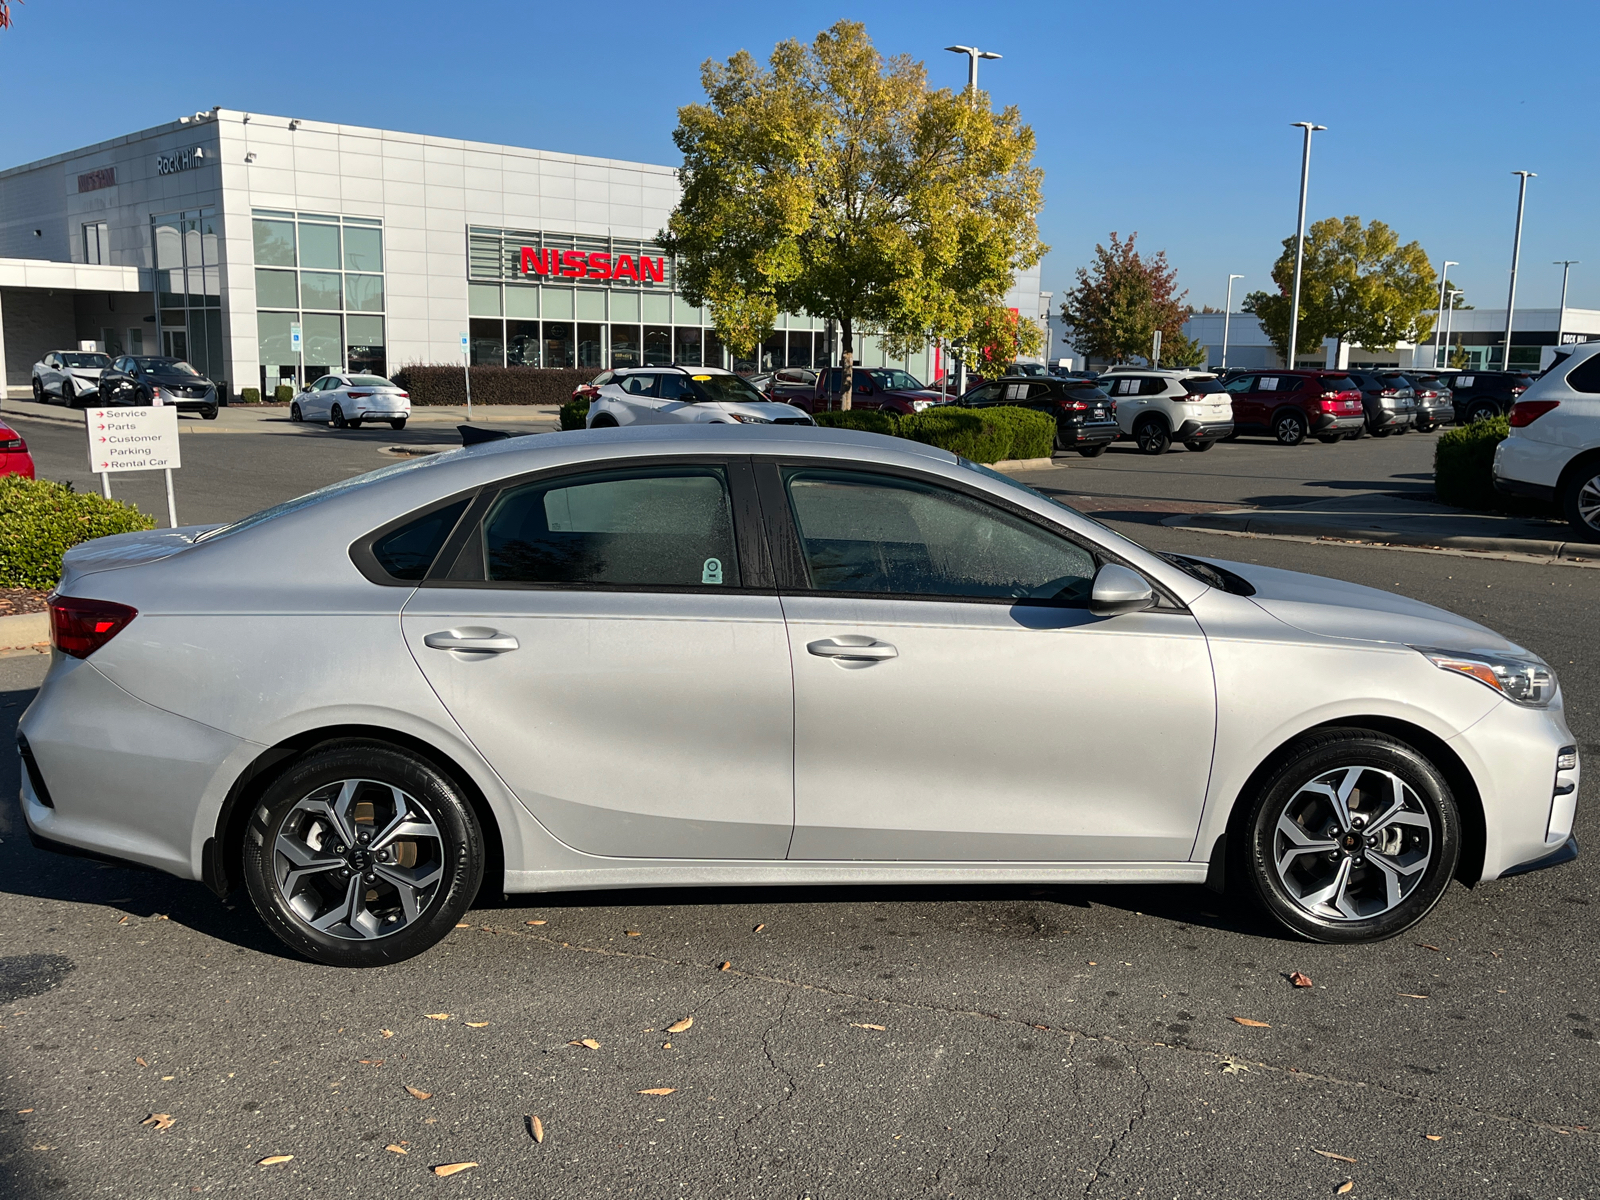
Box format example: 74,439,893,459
625,930,642,937
637,1087,676,1096
571,1038,601,1050
358,1059,384,1066
719,961,732,971
526,919,547,926
156,914,170,920
1336,1182,1354,1195
1314,1149,1358,1163
1398,993,1429,1000
432,1162,478,1177
405,1086,432,1101
17,1109,33,1114
466,1022,488,1029
1424,1134,1442,1141
140,1113,174,1130
850,1023,887,1031
666,1017,694,1034
753,923,766,933
1289,972,1314,988
1231,1017,1271,1027
135,1057,147,1067
454,923,470,929
257,1155,294,1166
385,1144,408,1155
380,1029,395,1038
117,915,130,925
528,1114,544,1143
1219,1059,1249,1075
1416,943,1441,952
425,1013,451,1021
662,1042,672,1049
481,925,493,932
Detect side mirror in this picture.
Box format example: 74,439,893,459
1089,563,1156,617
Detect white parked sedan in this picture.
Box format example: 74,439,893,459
20,425,1579,966
290,374,411,429
584,365,813,427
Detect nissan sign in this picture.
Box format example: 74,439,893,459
156,147,206,176
520,247,666,283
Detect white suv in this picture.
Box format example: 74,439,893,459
585,366,813,427
1493,341,1600,541
1098,368,1235,454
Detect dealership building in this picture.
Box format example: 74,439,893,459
0,108,1045,399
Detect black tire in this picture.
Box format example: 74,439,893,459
31,379,44,403
1468,402,1499,423
1563,458,1600,543
390,418,407,431
348,419,363,429
200,405,219,420
1185,439,1216,452
289,402,303,423
241,741,485,967
1076,443,1109,458
1239,728,1460,944
1370,427,1391,438
1133,416,1170,455
1316,435,1341,444
1273,410,1308,446
1415,419,1435,433
590,413,619,428
331,403,348,429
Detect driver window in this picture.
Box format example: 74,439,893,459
658,374,694,401
781,468,1097,603
1223,375,1256,393
620,374,658,397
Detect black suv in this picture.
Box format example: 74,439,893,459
1344,370,1418,437
98,357,221,419
956,376,1118,457
1445,370,1533,423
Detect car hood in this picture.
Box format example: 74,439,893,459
711,401,810,419
70,367,107,378
1202,557,1524,654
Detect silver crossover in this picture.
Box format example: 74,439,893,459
20,426,1580,966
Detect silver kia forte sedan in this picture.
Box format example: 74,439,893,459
19,426,1580,966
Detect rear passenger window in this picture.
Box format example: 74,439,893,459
370,499,471,581
472,467,739,588
620,375,657,396
1140,377,1170,395
1565,355,1600,393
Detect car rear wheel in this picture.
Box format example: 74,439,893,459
1134,417,1170,455
590,413,619,428
390,418,406,430
1273,411,1308,446
1185,439,1215,452
1468,402,1499,423
289,402,304,422
1563,460,1600,542
1075,443,1109,458
241,741,485,967
331,403,348,429
1239,729,1459,944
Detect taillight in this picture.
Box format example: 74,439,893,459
574,384,600,401
1318,399,1342,413
398,392,410,400
49,595,137,660
0,437,25,451
1059,399,1088,413
1511,385,1528,395
1379,388,1398,397
1509,399,1560,427
347,390,372,399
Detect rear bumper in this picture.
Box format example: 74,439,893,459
1493,476,1557,502
1312,413,1365,433
1176,419,1233,441
1370,408,1416,429
1059,420,1118,446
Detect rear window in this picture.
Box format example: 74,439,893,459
1322,376,1359,392
1179,377,1225,395
347,375,395,388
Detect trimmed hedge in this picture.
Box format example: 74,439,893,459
391,365,594,406
813,409,900,436
273,385,295,403
812,405,1054,463
0,476,156,589
560,396,589,431
240,387,261,404
1434,416,1508,510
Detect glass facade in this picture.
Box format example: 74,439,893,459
152,209,224,381
252,209,385,392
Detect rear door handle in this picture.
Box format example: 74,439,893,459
423,629,520,653
807,637,897,661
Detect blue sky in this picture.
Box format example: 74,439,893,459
4,0,1597,311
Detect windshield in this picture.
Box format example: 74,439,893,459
689,373,767,404
195,453,446,544
134,357,199,376
347,375,395,388
868,369,926,391
62,353,110,369
1003,363,1049,377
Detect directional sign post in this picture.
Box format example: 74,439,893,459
291,322,303,391
86,407,182,528
460,331,472,421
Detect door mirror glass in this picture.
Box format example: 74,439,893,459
1089,563,1156,616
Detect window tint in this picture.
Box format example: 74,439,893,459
1223,375,1256,393
347,375,393,388
1140,377,1171,396
619,374,657,396
964,383,1004,404
658,374,694,400
1179,377,1226,394
782,468,1098,603
372,499,470,581
1565,353,1600,393
478,467,739,587
1323,376,1359,392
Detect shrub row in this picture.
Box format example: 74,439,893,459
391,365,594,406
813,406,1056,464
1434,416,1508,510
0,476,156,589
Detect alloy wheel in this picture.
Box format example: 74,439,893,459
1275,414,1305,445
1578,473,1600,533
270,778,445,940
1272,765,1433,921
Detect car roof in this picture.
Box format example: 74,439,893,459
613,365,736,376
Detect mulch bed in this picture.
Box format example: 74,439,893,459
0,587,49,616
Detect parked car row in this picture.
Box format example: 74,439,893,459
28,351,223,418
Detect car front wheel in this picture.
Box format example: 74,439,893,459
289,402,303,422
32,379,44,402
1240,728,1460,943
1563,459,1600,542
241,741,486,967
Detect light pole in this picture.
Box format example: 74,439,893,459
1434,260,1458,368
1554,260,1578,351
1287,122,1326,368
1443,289,1463,367
944,45,1001,93
1222,274,1243,369
1502,170,1536,371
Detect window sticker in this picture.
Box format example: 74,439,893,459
1260,376,1279,391
1005,383,1026,399
1457,376,1475,387
702,557,724,585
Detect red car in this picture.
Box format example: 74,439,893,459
0,418,34,478
1219,370,1366,445
803,367,946,415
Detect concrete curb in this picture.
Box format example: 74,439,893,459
0,611,49,650
992,457,1058,471
1167,511,1594,560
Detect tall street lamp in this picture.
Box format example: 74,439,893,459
1222,274,1243,369
1555,260,1579,352
1502,170,1536,371
1434,259,1458,368
1287,122,1326,368
1443,289,1463,367
945,45,1001,93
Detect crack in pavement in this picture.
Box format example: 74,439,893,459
742,990,798,1133
493,923,1600,1141
1082,1047,1153,1196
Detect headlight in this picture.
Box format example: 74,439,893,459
1413,646,1556,706
911,400,934,412
728,413,771,424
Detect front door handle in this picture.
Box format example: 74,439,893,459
807,637,897,661
423,629,519,653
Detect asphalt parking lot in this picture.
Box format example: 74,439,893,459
2,410,1597,1198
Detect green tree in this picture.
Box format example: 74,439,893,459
1159,329,1208,368
1059,232,1188,365
659,21,1046,408
1448,341,1472,368
1243,217,1438,364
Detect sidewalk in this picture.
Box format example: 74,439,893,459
1165,491,1596,561
0,401,561,433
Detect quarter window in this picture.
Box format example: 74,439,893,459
1564,354,1600,393
781,468,1097,604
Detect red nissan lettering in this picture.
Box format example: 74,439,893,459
561,249,588,278
587,252,612,280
